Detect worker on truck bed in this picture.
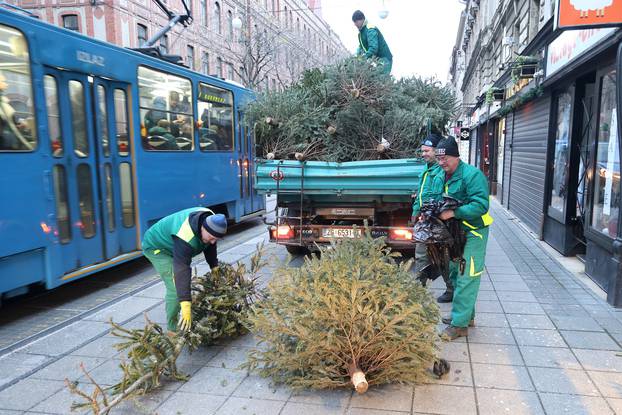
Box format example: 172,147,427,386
352,10,393,74
412,133,454,303
433,137,493,340
142,208,228,332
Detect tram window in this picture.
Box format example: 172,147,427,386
119,162,135,227
197,82,234,151
76,164,96,238
104,163,115,232
69,80,89,157
44,75,62,157
52,165,71,243
0,25,37,152
138,66,194,151
97,85,110,157
114,89,130,156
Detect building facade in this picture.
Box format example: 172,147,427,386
450,0,622,306
15,0,348,89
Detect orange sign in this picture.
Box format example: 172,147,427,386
556,0,622,29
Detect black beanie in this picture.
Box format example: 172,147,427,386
422,133,443,148
352,10,365,21
436,137,460,157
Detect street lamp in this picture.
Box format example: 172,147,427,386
232,16,243,30
378,0,389,19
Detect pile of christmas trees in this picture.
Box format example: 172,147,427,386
247,57,457,162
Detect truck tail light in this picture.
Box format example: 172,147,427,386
272,225,294,239
391,228,413,240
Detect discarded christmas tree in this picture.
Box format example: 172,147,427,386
191,244,267,344
244,233,444,393
66,246,265,414
246,57,457,162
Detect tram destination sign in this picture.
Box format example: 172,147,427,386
556,0,622,30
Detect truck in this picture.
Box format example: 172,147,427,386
255,158,427,254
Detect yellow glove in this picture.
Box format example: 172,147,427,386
178,301,192,332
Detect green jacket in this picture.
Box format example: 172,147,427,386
357,23,393,62
142,207,218,301
433,161,494,231
412,161,443,217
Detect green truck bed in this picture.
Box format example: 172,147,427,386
255,159,426,199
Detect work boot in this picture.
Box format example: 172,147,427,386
442,316,474,327
442,325,468,340
437,290,454,303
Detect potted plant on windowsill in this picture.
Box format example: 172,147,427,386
511,55,539,83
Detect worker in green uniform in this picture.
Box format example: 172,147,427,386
352,10,393,74
142,207,228,332
434,138,493,340
412,133,454,303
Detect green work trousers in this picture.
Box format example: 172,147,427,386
450,227,489,328
143,248,179,331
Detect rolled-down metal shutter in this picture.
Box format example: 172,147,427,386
502,113,513,208
506,94,551,236
469,127,478,166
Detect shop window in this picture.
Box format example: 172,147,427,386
69,80,89,157
44,75,61,156
138,66,194,151
591,69,620,237
550,88,574,218
197,82,233,151
0,25,36,152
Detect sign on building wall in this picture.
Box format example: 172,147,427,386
556,0,622,30
545,27,616,77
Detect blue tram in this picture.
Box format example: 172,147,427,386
0,8,264,299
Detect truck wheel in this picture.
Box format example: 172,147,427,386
286,245,310,256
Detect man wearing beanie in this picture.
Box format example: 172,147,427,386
412,133,454,303
352,10,393,74
142,207,227,332
434,137,493,340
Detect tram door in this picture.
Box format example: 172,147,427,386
237,111,258,214
44,68,136,273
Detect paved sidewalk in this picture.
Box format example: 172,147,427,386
1,202,622,414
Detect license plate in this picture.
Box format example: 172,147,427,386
321,228,362,238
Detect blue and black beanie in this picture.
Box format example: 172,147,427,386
203,213,227,238
422,133,443,148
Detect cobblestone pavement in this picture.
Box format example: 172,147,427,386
1,201,622,414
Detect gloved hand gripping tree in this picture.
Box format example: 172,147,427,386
244,234,443,393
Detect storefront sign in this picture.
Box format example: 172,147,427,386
546,28,616,78
604,109,617,216
556,0,622,30
459,128,471,141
